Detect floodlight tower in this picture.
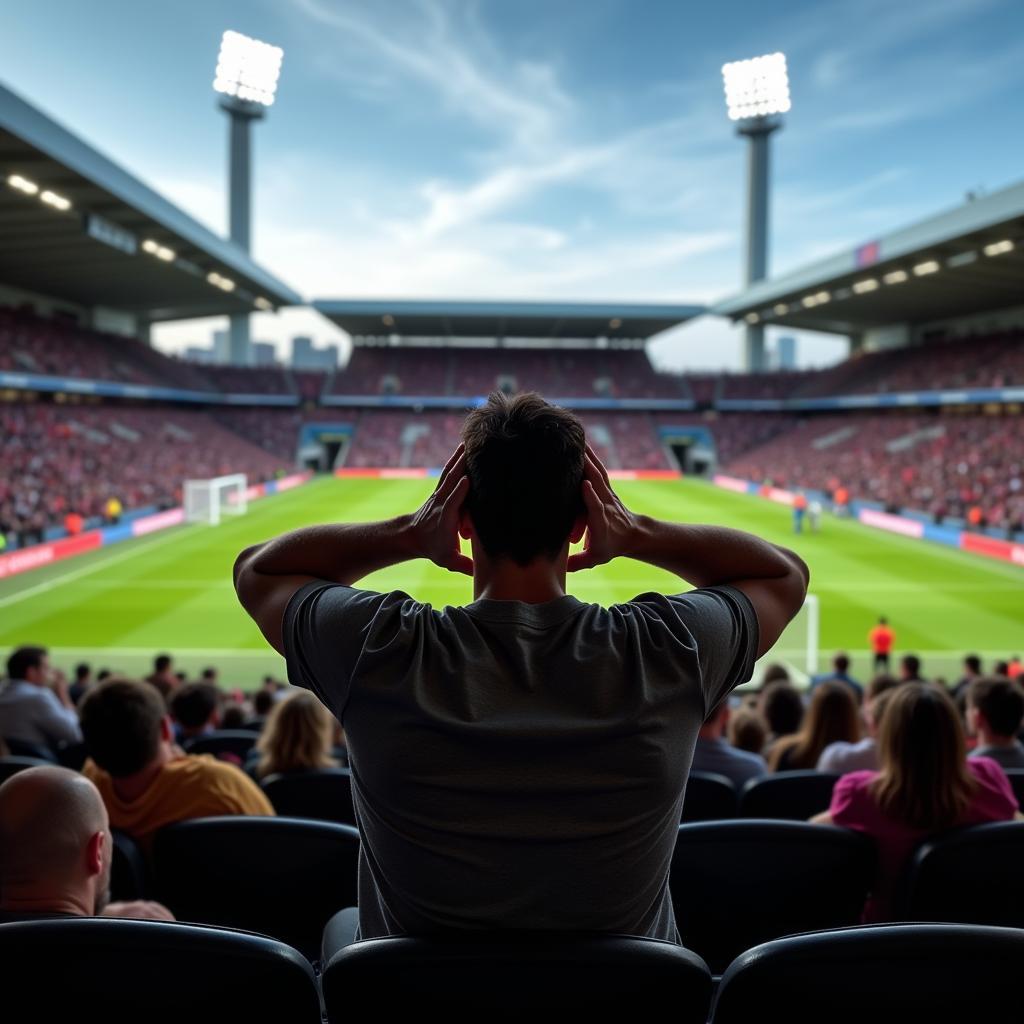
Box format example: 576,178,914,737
721,52,791,372
213,30,283,365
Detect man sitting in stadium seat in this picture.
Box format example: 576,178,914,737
144,653,178,701
0,765,173,923
79,679,273,849
691,699,767,789
169,682,221,743
233,391,809,945
899,653,926,684
0,645,82,754
966,677,1024,770
809,652,862,703
817,674,898,774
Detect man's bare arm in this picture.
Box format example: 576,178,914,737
234,447,471,655
568,446,809,658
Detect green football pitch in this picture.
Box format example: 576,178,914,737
1,476,1021,687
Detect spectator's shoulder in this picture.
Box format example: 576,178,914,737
968,755,1009,785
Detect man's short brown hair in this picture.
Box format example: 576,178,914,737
461,392,585,565
969,677,1024,738
80,678,165,777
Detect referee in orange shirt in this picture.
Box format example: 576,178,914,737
869,616,895,672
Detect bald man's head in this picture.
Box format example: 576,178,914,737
0,766,111,914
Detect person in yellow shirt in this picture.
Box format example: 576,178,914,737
80,678,273,850
104,496,123,524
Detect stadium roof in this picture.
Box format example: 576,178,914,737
312,300,705,341
0,82,302,320
713,179,1024,334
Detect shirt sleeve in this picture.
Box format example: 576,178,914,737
282,580,407,719
828,771,874,828
37,689,83,746
968,757,1020,817
638,584,759,718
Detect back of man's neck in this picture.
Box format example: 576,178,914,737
474,563,567,603
1,891,90,917
978,732,1019,750
112,746,173,802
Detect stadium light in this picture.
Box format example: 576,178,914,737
852,278,879,294
773,302,788,316
214,29,284,364
142,239,176,262
254,296,273,311
883,269,909,285
983,239,1014,257
207,271,236,292
744,312,760,324
723,52,791,370
7,173,39,195
912,260,941,276
40,189,71,211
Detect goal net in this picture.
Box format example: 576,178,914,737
184,474,248,526
754,592,820,685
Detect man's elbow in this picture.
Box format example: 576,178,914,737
233,544,262,592
233,545,265,608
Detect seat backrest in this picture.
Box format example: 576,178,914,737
322,931,712,1024
902,821,1024,926
183,729,258,759
153,816,359,961
2,737,56,762
0,755,51,785
712,924,1024,1024
260,769,356,825
0,918,320,1024
110,828,150,902
681,771,737,823
739,771,839,820
1002,769,1024,809
670,820,874,973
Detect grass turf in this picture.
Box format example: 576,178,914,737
0,475,1021,687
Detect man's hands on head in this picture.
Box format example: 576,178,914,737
408,444,473,576
567,445,643,572
101,900,176,921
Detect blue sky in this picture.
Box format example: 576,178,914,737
3,0,1023,368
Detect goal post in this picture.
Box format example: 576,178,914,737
759,592,820,680
184,474,248,526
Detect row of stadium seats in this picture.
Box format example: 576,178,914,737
6,916,1021,1023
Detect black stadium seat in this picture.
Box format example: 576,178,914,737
260,768,356,825
110,828,150,902
1001,769,1024,809
153,816,359,961
681,771,737,822
2,737,57,762
670,820,874,974
711,924,1024,1024
900,821,1024,926
183,729,258,760
0,755,51,785
322,931,713,1024
0,918,320,1024
739,771,839,820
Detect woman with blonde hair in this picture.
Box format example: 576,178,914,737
812,682,1020,921
768,680,860,771
254,690,338,779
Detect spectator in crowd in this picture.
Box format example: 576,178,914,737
691,699,767,789
994,660,1011,678
899,654,926,684
79,678,274,849
869,617,895,672
244,688,277,732
761,663,791,687
759,681,805,753
812,683,1020,921
1009,656,1022,680
97,668,113,682
0,765,174,923
967,677,1024,770
817,677,898,774
253,691,339,779
953,654,984,701
169,682,220,742
220,704,246,730
768,681,861,772
200,667,219,686
145,654,177,701
69,663,93,706
0,646,82,752
810,652,862,704
728,707,769,756
234,393,808,944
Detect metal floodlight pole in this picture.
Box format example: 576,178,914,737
721,53,791,373
213,30,283,365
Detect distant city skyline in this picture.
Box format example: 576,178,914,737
2,0,1022,370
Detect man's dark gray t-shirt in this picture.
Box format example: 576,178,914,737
283,581,759,943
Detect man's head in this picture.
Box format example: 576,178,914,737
169,682,220,737
253,688,276,718
878,617,888,626
967,677,1024,741
80,678,172,778
74,662,92,684
900,654,922,680
6,645,49,686
200,667,218,684
833,652,851,675
460,392,586,566
963,654,982,677
153,654,172,675
0,766,111,915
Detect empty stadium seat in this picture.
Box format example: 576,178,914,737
0,918,320,1023
110,829,150,902
260,768,356,825
183,729,257,760
739,771,839,820
900,821,1024,926
1001,768,1024,808
153,816,359,961
681,771,738,822
322,931,712,1023
0,755,51,785
711,924,1024,1024
670,820,874,973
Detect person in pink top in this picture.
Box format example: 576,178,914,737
811,682,1021,922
